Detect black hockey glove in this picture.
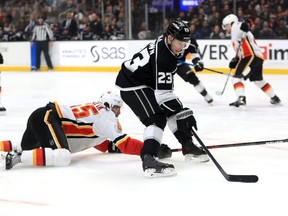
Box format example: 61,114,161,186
108,141,122,153
192,57,204,72
176,108,197,137
229,57,239,69
156,144,172,159
192,58,204,72
0,53,3,64
240,21,250,32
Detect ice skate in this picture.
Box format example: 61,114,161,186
5,151,22,170
270,95,281,105
204,94,213,104
229,96,246,108
184,144,209,164
156,144,172,159
142,155,176,177
0,105,6,115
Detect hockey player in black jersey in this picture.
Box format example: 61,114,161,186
115,20,209,177
177,37,213,104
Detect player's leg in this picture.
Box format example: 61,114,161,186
120,88,175,177
249,57,281,105
167,110,209,163
177,64,213,103
229,57,252,107
5,105,71,170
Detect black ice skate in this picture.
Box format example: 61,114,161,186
156,144,172,159
205,95,214,104
142,155,176,177
0,105,6,113
5,151,22,170
183,143,209,164
270,95,281,105
229,96,246,107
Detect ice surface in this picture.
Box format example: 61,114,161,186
0,72,287,216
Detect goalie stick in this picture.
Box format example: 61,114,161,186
191,128,259,183
171,138,288,152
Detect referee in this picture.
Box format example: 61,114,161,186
31,15,54,71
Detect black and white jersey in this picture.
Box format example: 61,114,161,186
31,23,53,41
116,34,178,91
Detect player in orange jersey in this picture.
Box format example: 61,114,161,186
222,14,281,107
0,91,172,170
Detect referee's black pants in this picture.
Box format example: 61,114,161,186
36,41,53,69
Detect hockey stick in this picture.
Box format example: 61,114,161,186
171,138,288,152
177,60,231,76
191,128,259,183
215,69,232,95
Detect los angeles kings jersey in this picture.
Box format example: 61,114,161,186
116,34,179,91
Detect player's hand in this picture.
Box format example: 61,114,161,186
0,53,3,64
108,141,121,153
240,21,250,32
192,58,204,72
229,57,239,69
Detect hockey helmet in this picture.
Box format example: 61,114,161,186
99,91,123,109
222,14,238,30
166,20,191,42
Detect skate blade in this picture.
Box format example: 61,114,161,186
144,168,177,177
185,154,210,164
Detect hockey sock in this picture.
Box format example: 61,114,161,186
21,148,71,167
21,148,54,166
232,77,245,97
0,140,13,152
194,81,208,97
254,80,276,98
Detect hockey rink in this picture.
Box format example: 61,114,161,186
0,71,287,216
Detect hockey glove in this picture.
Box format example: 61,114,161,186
240,21,250,32
156,144,172,159
176,108,197,137
108,141,122,153
192,58,204,72
229,57,239,69
0,53,3,64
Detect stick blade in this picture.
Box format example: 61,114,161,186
215,91,223,96
227,174,259,183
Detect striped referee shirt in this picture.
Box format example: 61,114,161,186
31,23,54,41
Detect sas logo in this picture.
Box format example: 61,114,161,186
90,45,126,62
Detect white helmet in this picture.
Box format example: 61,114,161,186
222,14,238,30
99,91,123,109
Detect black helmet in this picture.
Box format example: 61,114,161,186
167,20,191,42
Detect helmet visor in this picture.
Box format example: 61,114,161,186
173,39,191,49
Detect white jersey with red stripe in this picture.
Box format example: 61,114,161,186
55,102,124,153
231,22,264,59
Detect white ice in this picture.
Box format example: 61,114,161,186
0,71,287,216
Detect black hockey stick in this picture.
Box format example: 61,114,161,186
177,60,231,76
171,138,288,152
191,128,259,183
